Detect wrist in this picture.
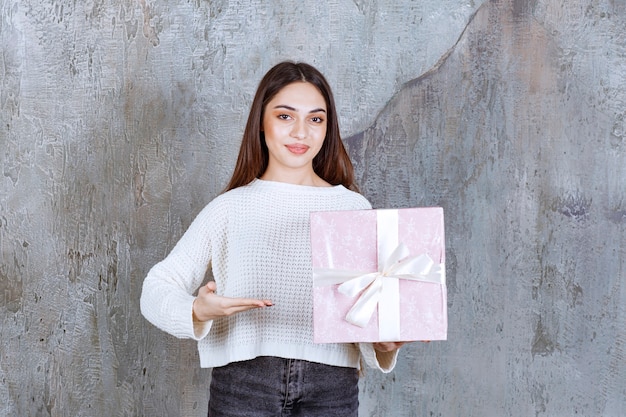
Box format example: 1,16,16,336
192,298,205,322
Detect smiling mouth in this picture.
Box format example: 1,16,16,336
285,144,309,154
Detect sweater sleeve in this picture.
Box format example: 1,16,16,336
140,203,218,340
358,343,400,373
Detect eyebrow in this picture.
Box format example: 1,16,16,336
272,105,326,113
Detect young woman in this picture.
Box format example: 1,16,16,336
140,61,405,416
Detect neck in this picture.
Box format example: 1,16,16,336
260,167,330,187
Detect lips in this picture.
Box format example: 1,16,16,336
285,144,309,155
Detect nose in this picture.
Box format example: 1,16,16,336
291,119,307,139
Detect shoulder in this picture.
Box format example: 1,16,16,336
209,180,259,203
197,181,267,219
191,186,248,224
335,186,372,209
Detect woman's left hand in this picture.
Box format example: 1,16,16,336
373,340,430,352
373,342,406,352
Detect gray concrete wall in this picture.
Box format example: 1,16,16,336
1,0,624,416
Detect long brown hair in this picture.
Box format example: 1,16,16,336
224,61,358,192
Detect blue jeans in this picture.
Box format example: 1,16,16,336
208,356,359,416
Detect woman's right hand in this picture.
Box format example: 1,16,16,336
192,281,273,322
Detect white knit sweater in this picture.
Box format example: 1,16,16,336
140,179,398,372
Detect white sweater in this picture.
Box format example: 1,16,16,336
140,179,397,372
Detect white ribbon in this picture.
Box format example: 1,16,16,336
313,210,445,340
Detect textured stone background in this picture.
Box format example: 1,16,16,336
1,0,625,416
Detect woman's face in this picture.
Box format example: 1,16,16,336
260,81,327,183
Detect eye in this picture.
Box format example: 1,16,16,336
278,114,291,120
311,116,324,123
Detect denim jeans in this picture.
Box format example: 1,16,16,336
208,356,359,417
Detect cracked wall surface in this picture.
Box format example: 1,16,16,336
1,0,625,416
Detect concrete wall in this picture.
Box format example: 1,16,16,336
1,0,624,416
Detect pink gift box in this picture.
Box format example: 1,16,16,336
310,207,447,343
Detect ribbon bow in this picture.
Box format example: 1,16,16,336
313,243,444,338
